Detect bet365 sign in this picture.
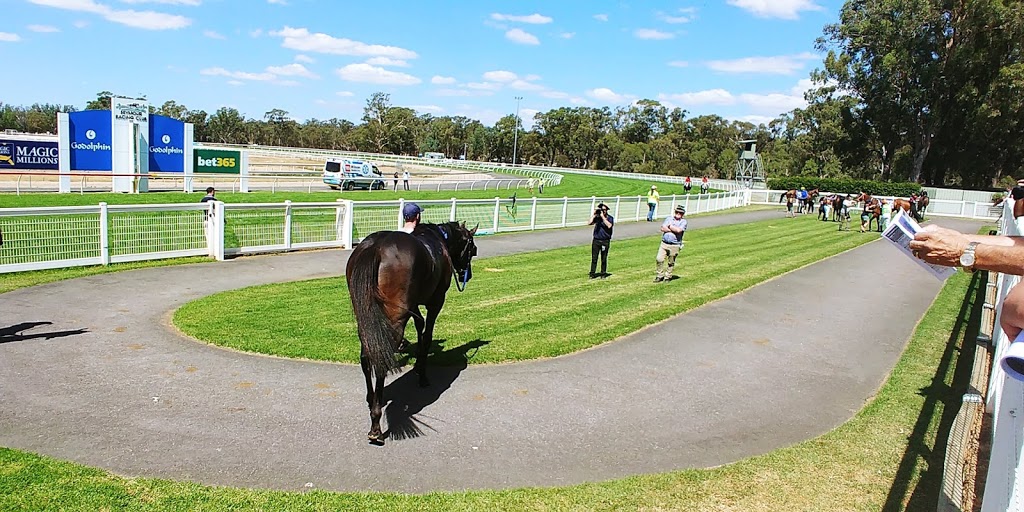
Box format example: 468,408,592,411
194,148,241,174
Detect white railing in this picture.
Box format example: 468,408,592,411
980,201,1024,511
748,190,1000,221
0,191,748,272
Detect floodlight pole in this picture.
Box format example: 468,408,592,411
512,96,523,166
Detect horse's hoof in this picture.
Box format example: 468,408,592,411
367,431,384,444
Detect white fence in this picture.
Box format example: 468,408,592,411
980,201,1024,511
747,189,1000,221
0,191,747,273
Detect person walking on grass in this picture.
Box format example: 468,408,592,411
655,205,687,283
589,203,614,279
647,185,660,222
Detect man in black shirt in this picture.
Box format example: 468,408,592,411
589,203,614,279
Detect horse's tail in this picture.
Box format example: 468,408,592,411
348,250,399,377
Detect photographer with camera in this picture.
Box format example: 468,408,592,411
589,203,614,279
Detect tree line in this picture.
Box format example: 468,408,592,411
3,0,1022,189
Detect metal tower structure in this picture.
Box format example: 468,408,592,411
734,139,766,189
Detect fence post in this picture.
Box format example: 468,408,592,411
397,198,405,229
635,195,642,221
450,197,458,222
561,197,569,227
99,202,110,266
530,197,538,230
590,196,597,213
284,200,293,250
213,200,226,261
493,197,501,233
614,196,621,220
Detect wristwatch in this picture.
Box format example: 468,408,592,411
959,242,979,273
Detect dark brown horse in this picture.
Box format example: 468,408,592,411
779,188,819,213
893,194,929,221
346,221,478,444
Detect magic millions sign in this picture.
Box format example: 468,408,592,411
0,139,59,170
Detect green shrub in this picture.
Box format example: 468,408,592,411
766,178,922,197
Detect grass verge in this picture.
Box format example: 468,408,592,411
0,253,978,511
175,215,878,364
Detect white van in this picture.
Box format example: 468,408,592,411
322,159,385,190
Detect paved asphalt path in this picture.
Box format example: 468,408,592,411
0,210,983,493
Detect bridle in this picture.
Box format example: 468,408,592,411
436,224,477,292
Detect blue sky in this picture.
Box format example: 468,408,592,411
3,0,842,127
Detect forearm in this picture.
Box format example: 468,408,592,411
964,234,1024,246
975,244,1024,275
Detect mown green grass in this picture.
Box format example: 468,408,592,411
174,215,879,364
0,258,978,511
0,172,703,208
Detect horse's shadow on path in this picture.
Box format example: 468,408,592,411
0,322,88,344
384,338,490,441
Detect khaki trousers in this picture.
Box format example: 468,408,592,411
656,241,681,278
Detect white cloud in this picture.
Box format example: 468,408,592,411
706,53,818,75
668,60,689,67
27,24,60,32
586,88,634,104
336,91,354,97
482,70,518,82
505,28,539,45
791,78,814,96
0,32,21,42
593,14,608,21
365,56,409,67
201,67,276,81
634,28,674,40
28,0,191,30
271,26,418,59
510,80,544,91
560,32,574,39
411,105,444,114
466,82,502,91
490,13,553,24
120,0,200,4
660,89,737,106
294,54,314,63
431,75,456,84
73,20,89,28
727,0,824,20
203,29,225,39
738,92,806,112
736,115,774,125
436,88,491,97
266,63,318,78
659,7,697,23
335,63,421,85
520,108,539,121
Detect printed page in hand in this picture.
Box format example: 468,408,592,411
880,210,956,280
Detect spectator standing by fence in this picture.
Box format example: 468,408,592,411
589,203,614,279
655,205,687,282
647,186,660,222
403,170,411,191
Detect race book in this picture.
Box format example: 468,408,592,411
880,210,957,280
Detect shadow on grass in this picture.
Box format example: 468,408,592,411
0,321,89,344
882,271,985,511
384,338,490,441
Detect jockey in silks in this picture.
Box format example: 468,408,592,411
797,187,809,213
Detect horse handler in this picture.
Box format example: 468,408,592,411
654,205,687,283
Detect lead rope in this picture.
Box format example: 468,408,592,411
439,225,470,293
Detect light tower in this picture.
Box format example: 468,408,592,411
512,96,522,166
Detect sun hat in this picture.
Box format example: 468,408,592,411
651,185,657,190
674,205,686,214
597,203,609,211
402,202,422,220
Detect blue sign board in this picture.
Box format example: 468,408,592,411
148,115,186,172
0,139,59,170
68,110,112,171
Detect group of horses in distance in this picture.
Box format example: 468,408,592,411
780,188,929,231
346,220,479,444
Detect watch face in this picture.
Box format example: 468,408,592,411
961,248,976,267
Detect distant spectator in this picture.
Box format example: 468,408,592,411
589,203,614,279
647,185,660,222
393,171,399,191
527,177,536,194
403,170,411,191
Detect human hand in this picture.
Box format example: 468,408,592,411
1001,282,1024,340
907,225,970,266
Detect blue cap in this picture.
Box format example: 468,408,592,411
402,202,422,220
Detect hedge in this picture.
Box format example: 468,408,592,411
766,178,922,197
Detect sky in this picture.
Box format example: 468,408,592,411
2,0,844,128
